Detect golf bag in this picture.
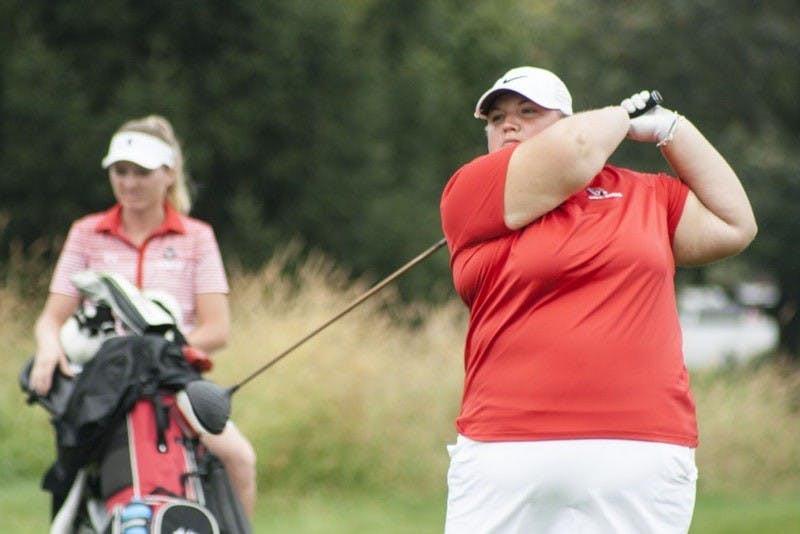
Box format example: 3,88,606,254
20,271,250,533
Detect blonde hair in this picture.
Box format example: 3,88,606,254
115,115,192,214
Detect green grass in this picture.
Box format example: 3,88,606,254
3,253,800,532
252,489,446,533
690,492,800,534
4,478,50,532
3,477,799,533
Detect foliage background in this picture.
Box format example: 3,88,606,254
3,1,798,323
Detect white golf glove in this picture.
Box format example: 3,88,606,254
621,90,680,146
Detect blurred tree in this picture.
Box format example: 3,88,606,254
1,0,798,352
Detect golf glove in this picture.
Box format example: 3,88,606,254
622,90,680,146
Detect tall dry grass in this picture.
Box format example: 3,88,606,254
210,249,466,496
1,279,54,478
694,362,800,495
2,249,799,499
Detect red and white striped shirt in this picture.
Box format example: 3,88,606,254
50,204,229,332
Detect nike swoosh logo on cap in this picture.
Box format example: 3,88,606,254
502,75,527,83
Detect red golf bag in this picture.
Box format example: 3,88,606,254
21,334,250,533
21,270,250,533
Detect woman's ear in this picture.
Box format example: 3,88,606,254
164,167,177,186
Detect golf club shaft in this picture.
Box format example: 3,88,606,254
230,237,448,393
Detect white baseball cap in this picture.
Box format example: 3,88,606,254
101,131,175,170
474,66,573,119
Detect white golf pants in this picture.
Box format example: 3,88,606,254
445,435,697,533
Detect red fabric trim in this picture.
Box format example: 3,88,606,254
94,203,185,237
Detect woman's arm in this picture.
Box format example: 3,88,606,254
665,118,757,265
185,292,230,354
622,92,757,266
504,106,630,229
30,293,81,395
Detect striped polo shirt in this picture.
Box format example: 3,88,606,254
50,203,229,332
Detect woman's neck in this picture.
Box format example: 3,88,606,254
121,204,166,246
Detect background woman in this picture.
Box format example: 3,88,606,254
29,115,257,518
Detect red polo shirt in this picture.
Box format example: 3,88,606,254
440,147,697,447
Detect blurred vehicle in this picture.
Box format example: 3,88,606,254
678,285,778,369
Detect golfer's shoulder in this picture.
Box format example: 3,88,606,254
179,214,214,233
176,214,220,246
599,164,667,190
70,211,107,233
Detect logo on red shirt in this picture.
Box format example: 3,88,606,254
586,187,623,200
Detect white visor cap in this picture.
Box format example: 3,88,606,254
101,131,175,170
474,66,573,119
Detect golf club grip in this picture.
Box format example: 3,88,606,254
628,90,663,118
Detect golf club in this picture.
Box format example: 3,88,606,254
228,237,448,394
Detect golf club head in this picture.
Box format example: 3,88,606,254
175,380,232,435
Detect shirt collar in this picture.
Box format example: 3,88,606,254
95,203,186,238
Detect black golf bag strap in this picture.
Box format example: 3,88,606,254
151,392,170,453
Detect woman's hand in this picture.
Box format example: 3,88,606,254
185,292,230,354
29,342,73,396
621,90,680,146
30,293,81,395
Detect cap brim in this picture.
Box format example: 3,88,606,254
102,152,165,170
474,88,518,119
101,131,175,170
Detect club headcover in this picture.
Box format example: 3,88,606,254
175,380,231,436
59,303,117,365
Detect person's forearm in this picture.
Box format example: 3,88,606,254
186,324,229,354
187,293,230,354
564,105,632,181
35,311,65,355
520,105,630,190
505,106,630,229
661,118,757,241
30,303,74,394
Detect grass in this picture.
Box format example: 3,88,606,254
252,489,447,533
2,249,800,532
690,492,800,534
3,477,799,533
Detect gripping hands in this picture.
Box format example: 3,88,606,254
621,90,680,146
